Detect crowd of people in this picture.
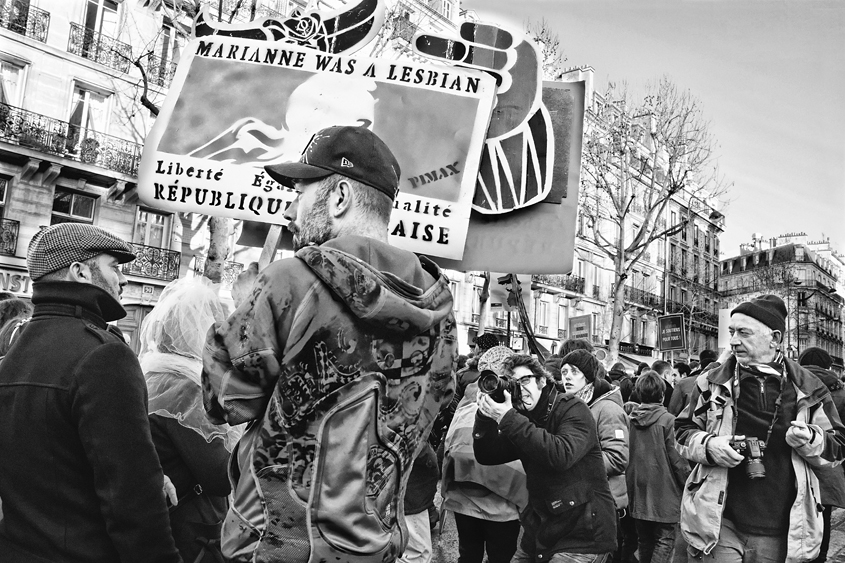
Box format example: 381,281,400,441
0,126,843,563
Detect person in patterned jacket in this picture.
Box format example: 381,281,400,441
202,126,457,563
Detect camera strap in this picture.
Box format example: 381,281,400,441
734,361,785,449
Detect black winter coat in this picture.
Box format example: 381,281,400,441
473,383,617,558
0,282,181,563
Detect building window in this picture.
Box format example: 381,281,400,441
536,300,548,329
441,0,453,19
133,208,170,248
84,0,119,38
52,188,96,224
694,225,700,247
0,59,26,106
69,84,111,138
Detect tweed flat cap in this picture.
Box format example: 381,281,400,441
27,224,135,281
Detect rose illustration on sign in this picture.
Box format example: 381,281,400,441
284,13,323,43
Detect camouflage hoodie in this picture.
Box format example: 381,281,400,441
203,235,456,563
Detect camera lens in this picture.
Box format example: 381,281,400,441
478,371,500,395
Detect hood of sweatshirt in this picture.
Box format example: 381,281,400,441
630,402,668,428
297,235,454,336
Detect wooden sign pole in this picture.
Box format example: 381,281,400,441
258,224,285,271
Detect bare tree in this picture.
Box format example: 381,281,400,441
580,77,730,364
525,18,567,81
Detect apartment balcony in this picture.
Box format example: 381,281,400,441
0,2,49,42
142,52,178,88
0,218,19,256
201,0,284,24
0,102,142,176
537,325,548,335
533,274,585,294
495,316,508,328
194,256,245,289
558,328,567,339
68,23,132,73
471,313,480,324
617,285,662,309
390,14,418,43
832,355,844,368
122,243,181,282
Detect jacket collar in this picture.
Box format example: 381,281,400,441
706,353,829,407
31,281,127,326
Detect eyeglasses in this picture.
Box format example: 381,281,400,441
517,376,537,388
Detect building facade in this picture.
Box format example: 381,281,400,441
720,233,844,373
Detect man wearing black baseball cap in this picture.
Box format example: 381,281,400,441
0,223,181,563
675,295,845,562
203,125,457,563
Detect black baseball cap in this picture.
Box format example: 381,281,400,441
264,126,401,200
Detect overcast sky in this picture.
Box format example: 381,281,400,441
462,0,845,258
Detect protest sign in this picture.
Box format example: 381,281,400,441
658,314,687,351
138,36,496,260
569,314,592,341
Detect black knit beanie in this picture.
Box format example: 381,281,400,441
561,349,600,383
731,294,787,334
799,347,832,370
608,362,627,381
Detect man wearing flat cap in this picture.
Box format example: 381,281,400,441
675,294,845,563
202,125,456,563
0,223,181,563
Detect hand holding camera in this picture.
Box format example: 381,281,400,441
476,384,513,424
705,434,746,468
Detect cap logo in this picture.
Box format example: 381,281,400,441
340,157,353,168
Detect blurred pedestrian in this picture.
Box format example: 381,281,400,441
799,347,845,563
650,361,675,409
627,371,690,563
559,337,594,356
0,297,31,329
401,443,440,563
0,223,180,562
139,277,241,563
441,348,527,563
669,350,718,417
561,349,630,563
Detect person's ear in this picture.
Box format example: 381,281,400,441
330,179,353,218
771,330,783,347
67,261,91,284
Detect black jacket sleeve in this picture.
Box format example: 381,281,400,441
497,398,594,473
72,343,182,563
473,412,520,466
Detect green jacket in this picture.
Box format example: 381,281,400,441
202,236,456,563
675,355,845,562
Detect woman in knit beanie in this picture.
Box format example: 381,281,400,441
560,349,631,561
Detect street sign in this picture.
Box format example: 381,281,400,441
658,314,687,351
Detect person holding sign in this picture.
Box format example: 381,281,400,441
202,125,457,563
675,295,845,563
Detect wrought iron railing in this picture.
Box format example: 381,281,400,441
592,284,601,300
0,102,143,176
201,0,284,24
533,274,585,294
495,317,508,328
142,52,178,88
471,313,480,324
0,2,49,42
67,23,132,73
615,285,662,308
390,15,418,42
194,256,245,289
558,328,566,339
832,355,844,367
0,218,19,256
122,243,181,281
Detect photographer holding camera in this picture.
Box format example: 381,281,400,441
675,295,845,563
474,354,617,563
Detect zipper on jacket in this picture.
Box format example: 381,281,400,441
758,377,766,409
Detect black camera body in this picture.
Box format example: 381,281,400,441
729,437,767,479
478,370,521,404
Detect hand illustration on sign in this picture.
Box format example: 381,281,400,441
192,0,384,54
413,22,555,215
